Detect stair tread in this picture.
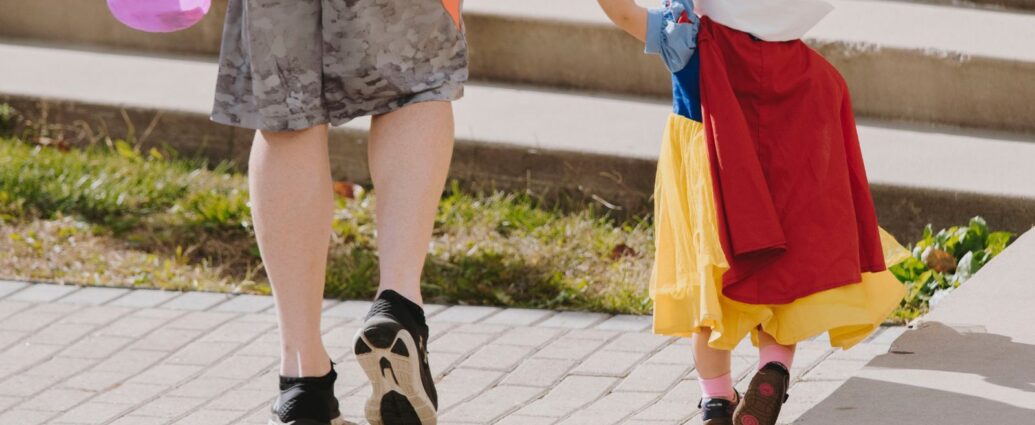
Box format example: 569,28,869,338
2,41,1033,200
467,0,1035,62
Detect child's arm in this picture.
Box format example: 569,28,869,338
599,0,699,74
597,0,648,42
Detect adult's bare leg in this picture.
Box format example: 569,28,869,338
249,125,334,378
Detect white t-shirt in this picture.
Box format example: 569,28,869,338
695,0,833,41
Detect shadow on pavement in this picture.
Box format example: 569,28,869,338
794,322,1035,425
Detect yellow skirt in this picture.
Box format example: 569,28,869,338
651,114,908,350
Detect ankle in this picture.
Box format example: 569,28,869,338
376,285,423,306
758,344,795,371
699,372,736,401
279,347,332,378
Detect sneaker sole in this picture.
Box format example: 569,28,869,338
267,415,350,425
354,319,436,425
734,373,787,425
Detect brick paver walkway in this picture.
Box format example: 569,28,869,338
0,281,904,425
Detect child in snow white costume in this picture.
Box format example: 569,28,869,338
596,0,910,424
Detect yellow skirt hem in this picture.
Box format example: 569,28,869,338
652,270,907,351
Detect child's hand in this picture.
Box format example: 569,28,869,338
645,0,699,73
597,0,648,42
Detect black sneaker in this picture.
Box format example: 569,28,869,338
699,390,740,425
269,364,349,425
353,290,437,425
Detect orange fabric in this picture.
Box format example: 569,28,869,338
697,17,887,305
441,0,462,30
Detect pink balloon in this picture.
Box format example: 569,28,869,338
108,0,211,33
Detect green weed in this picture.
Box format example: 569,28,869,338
0,134,1015,318
889,216,1013,322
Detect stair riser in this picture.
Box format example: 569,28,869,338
905,0,1035,12
2,0,1032,133
6,95,1032,240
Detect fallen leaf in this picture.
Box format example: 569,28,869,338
333,181,356,199
610,243,637,260
924,248,956,273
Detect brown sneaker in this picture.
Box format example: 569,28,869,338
699,391,739,425
733,362,790,425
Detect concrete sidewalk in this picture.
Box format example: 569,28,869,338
795,228,1035,425
0,282,903,425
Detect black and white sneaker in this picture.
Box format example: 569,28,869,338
269,364,349,425
353,290,437,425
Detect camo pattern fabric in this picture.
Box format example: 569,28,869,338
212,0,468,131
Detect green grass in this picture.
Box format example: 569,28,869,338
0,135,1013,319
0,137,653,313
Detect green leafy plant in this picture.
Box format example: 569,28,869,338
0,104,18,136
890,216,1013,322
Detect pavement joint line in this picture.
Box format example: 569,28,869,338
9,282,81,304
511,329,645,423
178,322,282,425
0,283,909,425
526,309,560,327
0,302,90,379
617,380,675,425
469,307,506,324
255,296,277,314
432,325,518,404
212,293,278,315
0,302,37,352
792,348,839,385
550,370,628,424
321,299,342,313
202,294,231,312
1,281,158,307
427,323,458,344
106,311,261,425
487,386,552,424
42,308,234,424
174,291,234,312
618,394,671,425
0,302,139,420
863,326,887,343
423,304,447,319
19,308,197,421
148,291,187,311
0,281,32,301
437,325,566,419
233,391,283,425
94,286,136,307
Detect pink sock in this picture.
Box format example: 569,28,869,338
699,373,735,401
759,344,795,370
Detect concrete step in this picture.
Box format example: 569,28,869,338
470,0,1035,134
883,0,1035,12
0,0,1033,133
794,228,1035,424
2,41,1034,238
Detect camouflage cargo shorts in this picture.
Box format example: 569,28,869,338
211,0,469,131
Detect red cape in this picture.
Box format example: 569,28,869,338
698,17,887,304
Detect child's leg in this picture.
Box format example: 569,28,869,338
757,329,796,370
367,101,455,304
694,328,736,401
249,125,334,378
733,329,795,425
